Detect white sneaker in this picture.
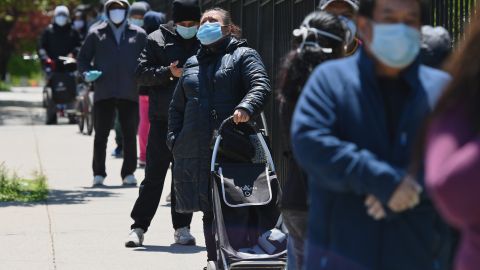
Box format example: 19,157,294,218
174,227,196,245
93,175,105,186
125,228,144,248
122,175,137,186
206,261,218,270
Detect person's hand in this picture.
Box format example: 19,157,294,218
365,195,386,220
84,70,102,82
388,176,422,213
233,109,250,124
169,61,183,78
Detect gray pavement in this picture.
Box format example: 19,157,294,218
0,89,207,270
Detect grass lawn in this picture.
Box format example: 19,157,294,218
0,165,48,202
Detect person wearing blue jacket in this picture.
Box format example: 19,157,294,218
291,0,453,269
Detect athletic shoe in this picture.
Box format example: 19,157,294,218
111,147,123,158
122,175,137,186
174,227,196,245
92,175,105,187
125,228,144,247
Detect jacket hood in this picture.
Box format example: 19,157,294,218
159,21,178,36
144,11,166,34
105,0,130,13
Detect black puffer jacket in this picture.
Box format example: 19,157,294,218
168,37,271,213
38,23,81,62
136,21,199,121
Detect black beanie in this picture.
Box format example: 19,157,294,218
172,0,201,23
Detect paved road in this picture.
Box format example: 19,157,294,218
0,88,207,270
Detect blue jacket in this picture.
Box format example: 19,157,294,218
291,48,452,270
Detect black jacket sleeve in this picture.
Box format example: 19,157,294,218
135,34,173,87
77,32,95,73
166,76,186,151
38,29,49,62
235,48,272,117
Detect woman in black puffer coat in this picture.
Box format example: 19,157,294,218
167,7,271,267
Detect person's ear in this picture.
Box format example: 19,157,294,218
357,16,373,44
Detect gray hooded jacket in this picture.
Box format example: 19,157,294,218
78,0,147,103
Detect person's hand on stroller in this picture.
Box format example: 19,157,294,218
233,109,250,124
83,70,103,82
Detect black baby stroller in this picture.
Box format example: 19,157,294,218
210,116,287,270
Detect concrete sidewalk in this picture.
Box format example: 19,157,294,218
0,93,207,270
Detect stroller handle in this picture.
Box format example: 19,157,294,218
210,115,276,172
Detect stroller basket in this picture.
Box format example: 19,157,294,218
210,116,287,270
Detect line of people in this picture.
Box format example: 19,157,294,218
39,0,480,269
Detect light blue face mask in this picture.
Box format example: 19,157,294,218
129,18,144,27
177,25,198,40
369,23,421,69
196,22,223,45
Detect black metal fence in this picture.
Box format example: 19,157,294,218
197,0,478,183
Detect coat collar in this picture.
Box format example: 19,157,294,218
357,46,422,92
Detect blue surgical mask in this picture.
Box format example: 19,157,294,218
177,25,198,40
109,9,126,24
55,15,68,27
369,23,421,69
129,18,144,27
196,22,223,45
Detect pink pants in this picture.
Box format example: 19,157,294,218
138,96,150,163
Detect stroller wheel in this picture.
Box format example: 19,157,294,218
205,261,217,270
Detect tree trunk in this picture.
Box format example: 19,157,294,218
0,19,15,81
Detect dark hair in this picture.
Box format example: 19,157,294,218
410,5,480,175
277,11,346,107
359,0,430,23
203,7,242,38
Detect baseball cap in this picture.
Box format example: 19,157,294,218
319,0,360,11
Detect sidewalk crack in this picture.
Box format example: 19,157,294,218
31,125,57,270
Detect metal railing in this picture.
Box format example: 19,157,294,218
199,0,478,186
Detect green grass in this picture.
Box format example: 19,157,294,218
0,165,48,202
0,81,11,92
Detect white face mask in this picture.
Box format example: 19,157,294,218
55,15,68,27
73,20,85,30
109,9,126,24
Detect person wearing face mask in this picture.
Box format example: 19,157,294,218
277,12,346,270
77,0,147,187
126,0,200,249
128,2,149,28
319,0,360,56
72,9,88,41
291,0,453,269
38,6,81,68
168,8,271,269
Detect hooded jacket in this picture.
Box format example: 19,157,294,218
167,37,271,213
77,0,147,103
135,21,199,120
291,48,453,270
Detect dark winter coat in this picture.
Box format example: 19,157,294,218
167,37,271,213
77,21,147,103
135,21,198,119
279,100,308,211
38,23,81,61
291,48,453,270
137,11,167,97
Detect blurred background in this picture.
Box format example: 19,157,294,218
0,0,172,91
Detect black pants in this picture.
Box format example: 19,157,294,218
131,120,192,232
93,98,138,179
